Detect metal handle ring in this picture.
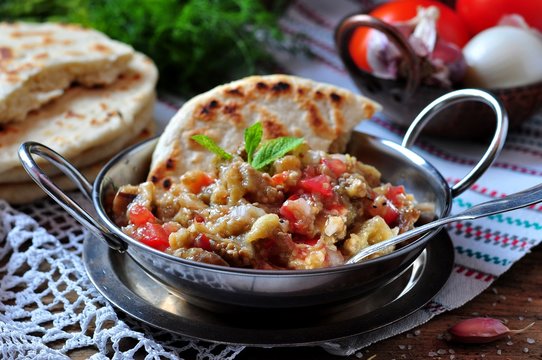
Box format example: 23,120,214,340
401,88,509,197
334,14,421,98
18,142,127,252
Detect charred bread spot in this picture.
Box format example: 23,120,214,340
92,43,113,54
263,118,288,139
198,99,221,118
166,158,175,170
225,87,244,97
305,102,333,139
256,82,269,90
314,90,324,100
271,81,291,93
162,178,172,189
330,92,342,104
223,103,243,124
223,103,238,114
0,124,18,135
151,175,159,183
297,88,305,96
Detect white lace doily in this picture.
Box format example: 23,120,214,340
0,198,245,359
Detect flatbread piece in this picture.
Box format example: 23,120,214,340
148,74,381,189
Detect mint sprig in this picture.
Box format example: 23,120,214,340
191,123,304,170
191,134,233,160
251,137,304,170
244,122,262,164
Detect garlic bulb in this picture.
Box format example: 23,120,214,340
462,26,542,88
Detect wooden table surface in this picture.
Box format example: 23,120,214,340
238,244,542,360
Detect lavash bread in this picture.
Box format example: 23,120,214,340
0,121,156,204
0,22,135,123
0,52,158,181
0,94,155,183
148,74,381,189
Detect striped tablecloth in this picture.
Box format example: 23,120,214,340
273,0,542,355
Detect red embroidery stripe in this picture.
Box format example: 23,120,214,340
454,265,495,282
449,178,542,212
451,222,530,249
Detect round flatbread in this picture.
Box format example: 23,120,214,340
148,74,381,189
0,94,155,183
0,22,135,123
0,52,158,176
0,120,156,205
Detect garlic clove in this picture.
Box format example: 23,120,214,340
447,317,535,344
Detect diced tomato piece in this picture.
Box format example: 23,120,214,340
381,207,400,227
326,202,346,215
270,171,289,186
299,175,333,198
185,173,215,193
369,202,400,227
386,185,406,206
322,158,347,177
128,204,156,226
292,235,318,246
193,233,212,251
279,196,311,235
194,214,205,223
136,223,170,251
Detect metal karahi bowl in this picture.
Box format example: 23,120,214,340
19,89,507,312
334,12,542,139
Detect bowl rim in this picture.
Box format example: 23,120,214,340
93,133,452,277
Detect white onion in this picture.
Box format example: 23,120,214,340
462,26,542,89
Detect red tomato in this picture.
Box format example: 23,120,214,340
349,0,470,71
184,172,215,194
128,204,156,226
135,223,170,251
299,175,333,198
193,233,212,251
322,158,347,177
456,0,542,35
270,171,289,186
386,185,406,207
292,235,319,246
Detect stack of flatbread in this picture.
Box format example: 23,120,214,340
0,22,158,204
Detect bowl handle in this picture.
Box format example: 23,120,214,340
18,142,127,252
401,88,509,197
334,14,421,99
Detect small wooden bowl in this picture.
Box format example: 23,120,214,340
335,14,542,139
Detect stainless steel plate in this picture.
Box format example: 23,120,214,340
83,230,454,346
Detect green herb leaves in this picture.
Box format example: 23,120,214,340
251,136,304,170
191,134,233,160
191,122,304,170
244,122,262,164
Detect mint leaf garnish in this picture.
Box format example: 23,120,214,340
191,134,233,160
251,137,304,170
244,122,263,164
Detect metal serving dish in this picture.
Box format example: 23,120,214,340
19,89,507,311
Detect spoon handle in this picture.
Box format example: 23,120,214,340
346,182,542,264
